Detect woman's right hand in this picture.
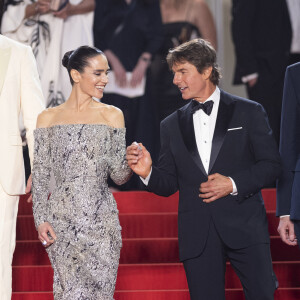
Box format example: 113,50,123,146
104,50,127,87
38,222,57,247
113,64,127,87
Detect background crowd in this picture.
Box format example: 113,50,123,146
0,0,299,190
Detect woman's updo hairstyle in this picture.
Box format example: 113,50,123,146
62,45,104,85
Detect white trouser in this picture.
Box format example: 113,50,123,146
0,184,19,300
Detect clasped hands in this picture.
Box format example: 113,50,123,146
126,142,233,202
34,0,71,19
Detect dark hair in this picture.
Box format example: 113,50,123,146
166,38,221,85
62,45,104,85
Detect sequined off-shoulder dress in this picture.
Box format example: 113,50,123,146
32,124,132,300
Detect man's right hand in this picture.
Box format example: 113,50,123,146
278,216,298,246
126,142,152,178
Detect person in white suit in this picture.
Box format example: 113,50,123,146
0,34,44,300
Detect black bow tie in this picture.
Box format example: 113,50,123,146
191,100,214,115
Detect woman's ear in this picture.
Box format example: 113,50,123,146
70,69,80,84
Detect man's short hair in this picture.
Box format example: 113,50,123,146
166,38,221,85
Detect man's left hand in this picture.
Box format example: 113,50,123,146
199,173,233,203
25,174,32,203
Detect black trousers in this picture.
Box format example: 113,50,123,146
183,220,278,300
293,220,300,250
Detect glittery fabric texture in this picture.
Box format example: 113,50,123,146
32,124,132,300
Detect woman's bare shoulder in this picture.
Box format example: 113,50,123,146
94,102,125,128
36,106,63,128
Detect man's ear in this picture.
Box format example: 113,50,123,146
203,66,213,80
70,69,80,84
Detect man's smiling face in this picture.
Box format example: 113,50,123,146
172,61,213,103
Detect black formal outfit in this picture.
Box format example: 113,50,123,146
151,22,200,122
93,0,163,189
146,89,281,299
277,62,300,248
231,0,292,145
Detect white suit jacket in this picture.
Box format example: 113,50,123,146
0,35,44,195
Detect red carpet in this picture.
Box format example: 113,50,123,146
12,189,300,299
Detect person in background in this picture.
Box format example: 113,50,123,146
127,38,281,300
1,0,95,107
0,0,3,30
32,46,132,299
93,0,163,190
277,62,300,249
0,34,44,300
231,0,292,146
151,0,217,122
286,0,300,65
2,0,95,183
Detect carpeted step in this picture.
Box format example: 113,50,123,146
13,236,300,266
17,212,281,242
16,213,179,241
16,211,280,241
12,292,53,300
12,261,300,292
11,288,300,300
17,211,278,241
115,289,300,300
117,262,300,290
18,189,277,216
17,191,179,216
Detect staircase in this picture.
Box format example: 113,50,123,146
12,189,300,299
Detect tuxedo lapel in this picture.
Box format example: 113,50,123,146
178,102,207,175
208,91,236,173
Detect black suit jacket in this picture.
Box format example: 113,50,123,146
231,0,291,84
277,63,300,220
147,90,281,261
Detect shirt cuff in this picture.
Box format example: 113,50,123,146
139,168,152,186
228,177,238,195
280,215,290,218
241,73,259,83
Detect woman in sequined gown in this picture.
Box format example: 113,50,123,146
32,46,132,300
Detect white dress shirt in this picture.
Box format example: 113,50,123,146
141,86,237,194
193,88,219,173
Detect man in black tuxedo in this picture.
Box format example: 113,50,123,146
231,0,292,145
277,62,300,249
127,39,281,300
